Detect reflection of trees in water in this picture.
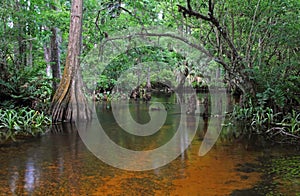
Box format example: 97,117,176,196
198,116,209,141
5,123,88,195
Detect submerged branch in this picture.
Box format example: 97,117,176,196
266,127,300,144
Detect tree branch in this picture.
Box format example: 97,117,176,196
187,0,192,11
177,4,210,21
208,0,214,17
95,4,143,37
119,7,143,25
101,30,242,82
246,0,261,64
177,0,240,60
101,32,212,57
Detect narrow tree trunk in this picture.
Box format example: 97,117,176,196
50,0,62,93
15,0,26,67
27,39,33,67
146,66,151,91
43,44,52,77
51,0,91,122
50,27,61,93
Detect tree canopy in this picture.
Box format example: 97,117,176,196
0,0,299,131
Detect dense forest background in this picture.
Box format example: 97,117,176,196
0,0,299,141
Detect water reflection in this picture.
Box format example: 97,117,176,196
9,171,18,194
0,94,299,195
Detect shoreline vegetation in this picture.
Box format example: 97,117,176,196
0,0,299,145
0,90,298,145
0,107,51,143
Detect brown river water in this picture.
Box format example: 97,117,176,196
0,94,299,195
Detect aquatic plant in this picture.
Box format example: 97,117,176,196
0,107,51,142
265,155,300,192
231,106,279,128
230,103,300,143
278,110,300,134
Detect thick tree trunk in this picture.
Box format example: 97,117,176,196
51,0,91,122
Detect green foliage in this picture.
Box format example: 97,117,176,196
0,107,51,142
267,155,300,182
231,101,300,137
182,0,300,115
0,0,69,115
0,0,298,142
278,110,300,134
0,64,52,111
83,45,186,93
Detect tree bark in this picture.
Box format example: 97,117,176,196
51,0,91,122
50,27,61,93
43,43,52,77
146,66,151,91
27,39,33,67
15,0,26,68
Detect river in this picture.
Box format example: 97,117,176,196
0,94,299,195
